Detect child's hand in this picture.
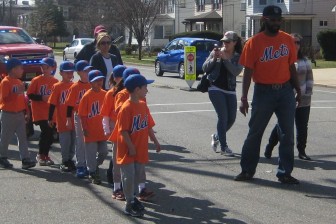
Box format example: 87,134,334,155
48,120,55,128
66,118,72,129
155,142,161,153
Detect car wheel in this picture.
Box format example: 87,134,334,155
178,63,185,79
155,61,163,76
63,52,66,60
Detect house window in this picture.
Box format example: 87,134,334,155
179,0,186,8
154,26,164,39
213,0,221,10
259,0,267,5
164,25,173,38
167,0,174,13
277,0,284,3
293,0,300,2
197,0,205,12
319,20,328,27
241,24,246,38
154,25,173,39
248,0,251,5
160,0,167,14
241,2,246,11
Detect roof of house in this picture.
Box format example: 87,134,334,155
184,11,222,22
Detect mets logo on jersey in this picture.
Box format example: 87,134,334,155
39,85,52,95
76,90,86,105
59,89,70,104
88,101,100,118
131,114,148,134
260,44,289,62
12,85,19,93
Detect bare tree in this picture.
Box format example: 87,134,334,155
112,0,161,60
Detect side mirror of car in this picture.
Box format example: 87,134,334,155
66,44,70,47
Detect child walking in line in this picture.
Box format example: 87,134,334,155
48,61,76,172
78,70,108,184
27,57,58,166
0,58,36,169
115,74,160,217
101,65,126,199
65,60,92,178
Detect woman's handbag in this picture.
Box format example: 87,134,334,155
196,73,210,93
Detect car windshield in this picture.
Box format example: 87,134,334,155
0,29,35,44
81,39,93,45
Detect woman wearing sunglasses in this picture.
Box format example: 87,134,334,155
90,32,119,90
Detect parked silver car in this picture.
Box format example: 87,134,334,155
63,38,94,60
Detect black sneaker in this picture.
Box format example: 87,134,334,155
60,162,71,172
0,157,13,168
234,171,254,181
89,169,101,185
134,197,145,211
67,160,76,171
124,201,144,217
22,158,36,169
278,175,300,184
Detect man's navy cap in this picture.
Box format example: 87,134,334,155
88,70,105,82
122,67,140,81
6,58,22,72
75,60,93,72
263,5,282,18
124,74,154,92
40,57,56,67
60,61,75,72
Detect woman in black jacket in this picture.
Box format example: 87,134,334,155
90,32,119,90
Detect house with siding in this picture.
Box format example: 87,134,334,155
245,0,336,49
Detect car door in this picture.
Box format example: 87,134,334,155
171,40,186,72
67,40,78,59
161,40,178,71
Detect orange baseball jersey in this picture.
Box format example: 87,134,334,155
48,81,74,132
65,81,91,113
239,31,297,84
78,89,107,143
100,86,118,122
26,75,58,122
114,88,129,113
0,76,26,112
115,99,155,165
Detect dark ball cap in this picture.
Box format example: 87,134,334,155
263,5,282,18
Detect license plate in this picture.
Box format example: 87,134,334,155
26,73,36,79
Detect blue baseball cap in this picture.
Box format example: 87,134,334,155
40,57,56,67
122,67,140,81
60,61,75,72
112,65,127,78
124,74,154,92
88,70,105,83
6,58,22,72
75,60,93,72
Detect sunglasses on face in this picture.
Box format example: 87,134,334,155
100,41,111,45
222,40,232,44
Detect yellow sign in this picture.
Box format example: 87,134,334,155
184,46,196,88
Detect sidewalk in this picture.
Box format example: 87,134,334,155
312,68,336,88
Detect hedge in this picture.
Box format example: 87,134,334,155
316,30,336,61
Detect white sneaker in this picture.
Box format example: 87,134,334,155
221,146,234,157
211,134,220,153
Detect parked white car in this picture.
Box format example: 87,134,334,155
63,38,94,60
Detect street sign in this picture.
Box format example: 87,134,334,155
184,46,196,88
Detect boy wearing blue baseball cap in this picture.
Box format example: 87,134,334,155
0,58,36,169
78,70,108,184
114,74,160,217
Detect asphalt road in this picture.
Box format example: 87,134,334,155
1,57,335,223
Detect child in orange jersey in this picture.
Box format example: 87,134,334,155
0,58,36,169
27,57,58,166
101,65,126,199
48,61,76,172
116,74,160,217
65,60,92,178
78,70,108,184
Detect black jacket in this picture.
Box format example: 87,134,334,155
75,40,123,65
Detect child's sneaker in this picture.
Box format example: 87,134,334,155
60,162,71,172
67,160,76,171
36,154,47,166
0,157,13,168
45,156,55,166
22,158,36,169
76,167,87,178
89,169,101,185
221,146,234,157
211,134,220,153
138,188,155,201
124,201,144,217
112,189,125,201
134,197,145,211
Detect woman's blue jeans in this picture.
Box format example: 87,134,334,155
208,90,237,150
240,83,296,178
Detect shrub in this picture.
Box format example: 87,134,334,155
169,31,223,41
316,30,336,60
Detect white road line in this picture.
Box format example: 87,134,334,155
315,90,336,94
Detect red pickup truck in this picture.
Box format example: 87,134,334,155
0,26,54,81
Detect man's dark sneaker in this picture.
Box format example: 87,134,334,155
298,152,311,160
22,158,36,169
278,175,300,184
0,157,13,168
89,169,101,185
234,172,254,181
60,162,71,172
124,201,144,217
67,160,76,171
264,145,273,159
134,197,145,211
138,188,155,201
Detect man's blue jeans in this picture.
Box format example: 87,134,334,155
208,90,237,150
240,83,296,177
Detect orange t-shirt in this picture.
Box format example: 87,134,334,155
65,81,91,113
239,31,297,84
78,89,107,143
100,86,118,122
116,100,155,165
114,88,129,113
48,81,74,132
26,75,58,122
0,76,26,112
